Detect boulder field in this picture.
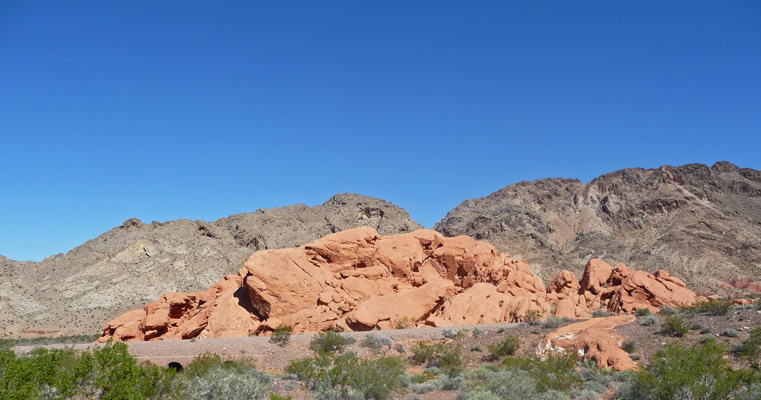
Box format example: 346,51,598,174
100,227,699,345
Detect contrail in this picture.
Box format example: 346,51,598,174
45,53,70,62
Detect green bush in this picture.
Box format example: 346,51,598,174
696,299,733,316
471,343,483,352
621,340,637,354
181,363,270,400
501,354,579,393
660,306,677,315
616,340,745,400
410,341,443,365
640,316,657,326
523,310,542,325
270,325,293,347
542,317,563,329
360,333,393,351
661,316,689,337
309,330,350,355
635,308,652,317
438,346,464,378
488,336,520,359
287,351,405,400
592,310,610,318
722,329,740,338
734,327,761,369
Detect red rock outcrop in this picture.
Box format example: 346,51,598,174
538,315,638,371
99,228,701,348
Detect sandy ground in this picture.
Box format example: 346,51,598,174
14,322,523,372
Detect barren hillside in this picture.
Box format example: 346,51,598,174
435,161,761,294
0,194,421,337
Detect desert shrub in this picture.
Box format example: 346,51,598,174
269,394,292,400
496,327,505,333
270,325,293,347
616,340,745,400
592,310,610,318
287,351,405,400
734,327,761,369
471,343,483,352
309,330,350,355
181,363,270,400
635,308,652,317
660,306,677,315
394,316,414,329
360,333,393,351
697,298,733,316
542,317,563,329
702,334,718,343
722,329,740,338
473,327,483,336
700,327,713,334
690,323,703,331
439,347,464,378
410,380,439,393
621,340,637,354
410,341,443,365
465,368,537,400
394,344,405,354
661,316,689,337
488,336,520,359
501,354,579,393
442,329,466,340
350,356,407,400
524,310,542,325
629,354,641,361
640,316,657,326
0,343,182,400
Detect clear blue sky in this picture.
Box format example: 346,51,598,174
1,2,759,261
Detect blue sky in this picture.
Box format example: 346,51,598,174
1,2,759,261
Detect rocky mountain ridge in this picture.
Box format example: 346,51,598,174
435,161,761,294
0,194,422,337
2,161,760,338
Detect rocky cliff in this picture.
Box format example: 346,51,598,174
434,162,761,294
99,227,698,346
0,194,421,337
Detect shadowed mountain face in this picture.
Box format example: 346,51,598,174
0,194,422,337
434,162,761,294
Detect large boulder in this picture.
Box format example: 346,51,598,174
538,315,638,371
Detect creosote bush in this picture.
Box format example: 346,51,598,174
285,351,406,400
309,330,350,355
621,340,636,354
617,340,749,400
635,308,652,317
488,336,520,359
270,325,293,347
696,298,733,316
660,316,689,337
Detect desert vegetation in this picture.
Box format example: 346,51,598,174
4,321,761,399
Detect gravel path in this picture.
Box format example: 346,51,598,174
14,322,522,371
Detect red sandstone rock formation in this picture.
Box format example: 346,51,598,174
538,315,638,371
99,228,701,348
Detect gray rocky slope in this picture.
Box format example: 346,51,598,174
434,161,761,295
0,194,422,337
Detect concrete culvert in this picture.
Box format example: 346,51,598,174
168,362,183,372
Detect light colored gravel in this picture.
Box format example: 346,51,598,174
14,322,522,371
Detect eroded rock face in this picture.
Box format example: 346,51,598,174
99,229,701,348
538,315,638,371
